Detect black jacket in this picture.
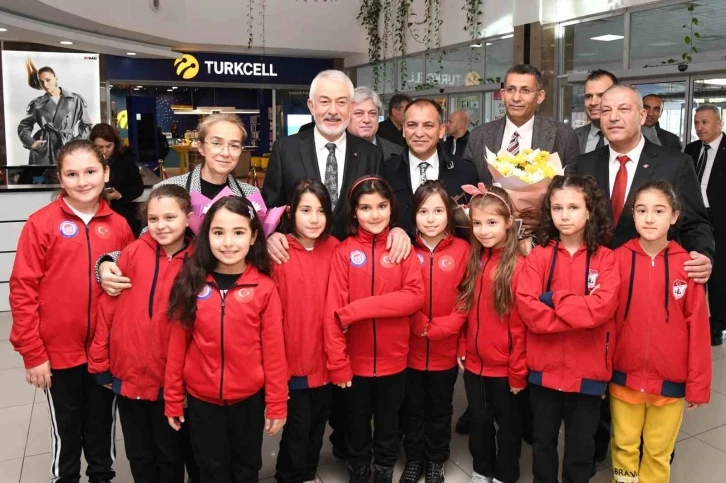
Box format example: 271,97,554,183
655,124,682,152
443,130,470,157
262,129,384,240
574,140,714,262
377,118,406,147
107,149,144,236
384,143,479,235
375,135,403,162
685,134,726,235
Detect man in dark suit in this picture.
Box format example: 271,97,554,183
574,83,714,478
463,64,580,183
377,93,412,147
574,70,619,154
642,94,682,151
347,86,403,162
443,110,471,157
685,104,726,345
384,99,478,234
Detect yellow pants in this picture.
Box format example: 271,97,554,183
610,396,684,483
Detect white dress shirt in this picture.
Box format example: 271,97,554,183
409,150,440,194
586,124,609,153
699,132,723,207
314,128,346,197
501,115,535,152
608,135,645,197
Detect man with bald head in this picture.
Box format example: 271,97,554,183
443,110,470,156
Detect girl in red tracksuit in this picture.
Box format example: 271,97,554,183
399,181,469,483
516,174,619,483
10,140,134,483
456,184,527,483
610,181,711,483
89,185,194,483
273,178,339,483
164,195,288,483
324,176,425,483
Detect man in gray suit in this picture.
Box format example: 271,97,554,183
348,86,403,162
463,64,580,183
642,94,682,151
574,69,619,154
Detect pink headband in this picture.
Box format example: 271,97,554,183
349,176,384,199
461,183,512,216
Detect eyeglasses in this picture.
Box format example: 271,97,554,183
503,86,540,96
204,141,243,155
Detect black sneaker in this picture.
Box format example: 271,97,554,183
399,461,425,483
348,464,370,483
373,464,394,483
425,461,445,483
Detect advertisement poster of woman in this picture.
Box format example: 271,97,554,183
2,51,100,165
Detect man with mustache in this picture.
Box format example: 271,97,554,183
641,94,682,152
574,70,619,154
685,104,726,346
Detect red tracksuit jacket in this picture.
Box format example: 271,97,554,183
324,227,425,383
612,239,711,404
10,196,134,370
408,233,469,371
164,266,288,419
273,234,340,389
88,232,194,401
516,241,619,396
458,250,528,389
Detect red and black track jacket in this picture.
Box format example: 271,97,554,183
10,196,134,370
612,239,711,404
164,266,288,419
516,241,619,396
324,227,425,383
88,232,194,401
273,235,340,390
458,249,528,388
408,233,469,371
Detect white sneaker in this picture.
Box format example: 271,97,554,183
469,472,492,483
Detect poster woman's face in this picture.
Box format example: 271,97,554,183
39,72,58,93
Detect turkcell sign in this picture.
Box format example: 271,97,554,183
204,61,277,77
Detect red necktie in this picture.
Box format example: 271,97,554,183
611,155,629,225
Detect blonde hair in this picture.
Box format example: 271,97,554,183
198,113,247,144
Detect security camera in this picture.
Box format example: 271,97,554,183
439,88,445,94
678,64,688,72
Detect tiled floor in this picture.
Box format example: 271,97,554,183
1,310,725,483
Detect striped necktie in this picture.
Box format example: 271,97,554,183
507,131,520,155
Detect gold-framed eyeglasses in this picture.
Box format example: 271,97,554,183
503,86,540,96
204,141,243,155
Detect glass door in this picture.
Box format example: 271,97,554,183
690,76,726,141
448,93,483,129
630,80,688,146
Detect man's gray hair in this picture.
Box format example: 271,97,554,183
352,86,383,115
309,70,354,101
603,84,644,110
696,104,721,119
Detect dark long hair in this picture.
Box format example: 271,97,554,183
26,60,55,90
537,175,612,254
167,196,270,326
90,123,126,156
139,185,192,227
284,178,333,239
411,180,455,235
345,175,399,235
457,186,521,315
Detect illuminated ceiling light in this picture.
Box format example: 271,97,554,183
590,34,624,42
126,52,137,56
469,43,483,48
648,41,679,47
501,34,514,39
0,28,7,32
60,40,74,45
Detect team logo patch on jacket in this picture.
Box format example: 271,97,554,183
439,255,455,272
587,269,599,290
59,220,79,238
672,279,687,300
197,284,213,300
350,250,367,267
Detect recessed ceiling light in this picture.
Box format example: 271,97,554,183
469,43,483,48
136,86,143,88
591,34,624,42
486,42,493,46
126,52,137,56
133,88,140,91
0,28,7,32
648,41,679,47
701,79,726,86
501,34,514,39
171,87,178,90
60,41,74,45
167,89,173,92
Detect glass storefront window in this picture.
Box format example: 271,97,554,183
631,0,726,68
563,16,624,73
485,38,513,83
400,55,425,91
356,61,396,94
691,78,726,139
424,46,486,88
